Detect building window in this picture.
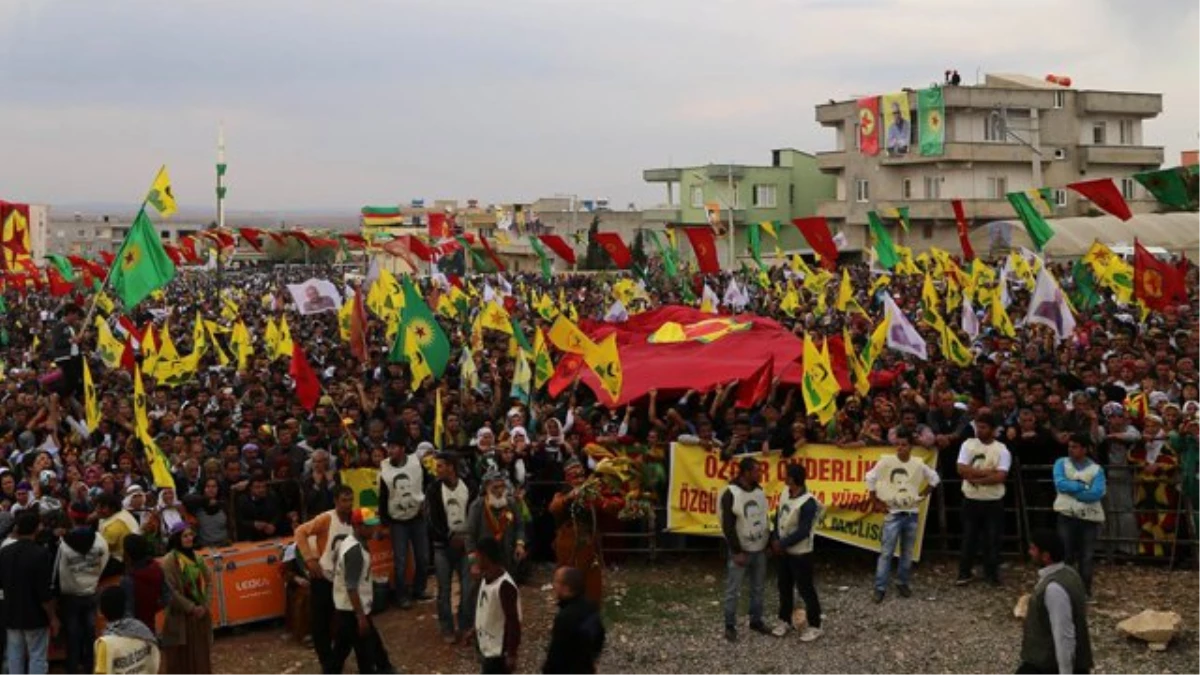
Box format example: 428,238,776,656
690,186,704,208
1120,178,1136,200
1118,119,1134,145
855,179,870,203
901,178,913,200
922,222,934,239
987,176,1008,200
853,123,861,151
1092,122,1106,145
752,184,777,208
984,113,1005,142
1053,91,1065,109
923,176,942,199
1053,189,1067,207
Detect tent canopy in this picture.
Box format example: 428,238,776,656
967,212,1199,258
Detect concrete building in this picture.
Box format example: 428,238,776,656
46,211,207,257
641,148,837,265
814,73,1165,252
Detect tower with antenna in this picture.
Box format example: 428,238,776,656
216,123,227,230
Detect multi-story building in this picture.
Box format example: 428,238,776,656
814,73,1165,251
641,148,837,265
45,211,205,257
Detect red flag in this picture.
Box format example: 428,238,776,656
537,234,577,266
857,96,881,156
1067,178,1133,221
478,235,506,272
593,232,632,269
950,199,976,262
46,266,73,296
826,334,853,393
428,213,449,239
179,236,199,263
735,356,773,409
266,231,287,246
350,291,369,363
162,243,183,266
99,250,116,266
238,227,266,251
311,237,340,249
340,234,367,250
286,231,317,249
289,343,321,412
382,235,433,262
1134,239,1184,311
120,335,137,374
682,227,720,274
792,217,838,271
547,353,586,399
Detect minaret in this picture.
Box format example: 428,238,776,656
216,123,227,229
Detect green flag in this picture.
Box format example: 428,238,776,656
109,208,177,308
917,87,945,156
456,235,493,273
388,276,450,379
1134,165,1199,209
1069,260,1100,312
44,254,77,282
747,222,765,270
867,211,899,270
647,230,678,278
1006,192,1056,252
510,316,533,354
528,236,553,279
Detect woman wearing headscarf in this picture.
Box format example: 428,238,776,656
143,487,187,553
191,477,230,548
1130,414,1180,557
161,525,214,674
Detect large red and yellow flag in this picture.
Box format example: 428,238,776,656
0,201,32,270
647,317,752,345
857,96,880,156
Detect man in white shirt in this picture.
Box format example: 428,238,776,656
956,413,1012,586
867,430,940,602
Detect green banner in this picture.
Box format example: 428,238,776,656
918,87,945,157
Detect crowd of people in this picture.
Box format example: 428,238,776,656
0,240,1195,673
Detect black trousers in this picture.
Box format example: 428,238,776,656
776,553,821,628
1016,661,1089,674
58,355,83,401
310,578,335,672
60,593,96,675
328,610,391,674
481,656,511,674
959,497,1004,580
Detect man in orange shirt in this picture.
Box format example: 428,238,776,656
293,485,355,673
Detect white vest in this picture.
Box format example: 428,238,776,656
1053,459,1105,523
475,571,521,659
94,635,160,674
316,511,356,579
55,533,109,597
379,456,425,521
776,492,823,555
873,455,929,513
332,536,373,614
960,439,1007,501
726,484,769,553
442,482,470,535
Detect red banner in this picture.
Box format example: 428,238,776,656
792,217,838,270
682,227,720,273
950,199,976,262
1067,178,1133,221
593,232,631,269
537,234,577,266
857,97,880,156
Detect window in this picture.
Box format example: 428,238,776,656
1053,90,1065,109
853,122,861,150
987,176,1008,200
855,179,870,202
1119,119,1134,145
901,178,913,199
1053,189,1067,207
1092,122,1106,145
752,184,777,208
923,175,942,199
690,186,704,208
922,222,934,240
984,113,1005,142
1120,178,1136,200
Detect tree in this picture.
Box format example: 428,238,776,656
582,215,611,271
631,228,649,271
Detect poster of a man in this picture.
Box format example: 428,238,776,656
883,92,911,156
287,279,343,315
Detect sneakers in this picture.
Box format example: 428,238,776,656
897,584,912,598
770,623,792,638
748,622,772,636
872,590,885,603
799,626,823,642
724,626,738,643
954,574,974,586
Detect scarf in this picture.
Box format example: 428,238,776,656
171,549,208,606
483,502,513,542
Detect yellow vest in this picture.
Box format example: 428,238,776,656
94,634,160,674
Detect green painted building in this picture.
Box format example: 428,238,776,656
642,148,837,266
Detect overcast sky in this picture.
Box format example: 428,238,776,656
0,0,1195,213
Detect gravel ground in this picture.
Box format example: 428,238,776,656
213,555,1197,674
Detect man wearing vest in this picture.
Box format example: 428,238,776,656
93,586,159,675
1052,434,1106,596
1017,530,1094,674
720,456,771,642
770,463,824,641
293,485,356,673
867,430,940,602
427,451,477,644
474,536,522,674
955,413,1012,586
329,507,395,675
95,493,141,575
379,428,431,609
55,502,110,675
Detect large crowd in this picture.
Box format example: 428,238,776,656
0,243,1195,674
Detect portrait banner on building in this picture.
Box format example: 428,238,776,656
918,87,945,156
881,92,912,157
666,442,936,560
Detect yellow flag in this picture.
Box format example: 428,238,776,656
158,320,180,361
191,311,208,357
479,301,514,335
84,359,101,433
941,323,973,367
367,267,404,320
759,220,778,240
95,292,115,316
583,333,622,402
276,316,295,360
868,274,891,298
460,346,479,391
404,321,433,388
94,318,126,371
801,334,839,424
133,366,151,434
921,274,946,332
146,165,178,217
338,297,355,340
220,296,240,322
264,318,281,358
548,315,594,355
434,389,444,449
991,290,1016,338
864,315,890,371
780,283,801,317
205,320,230,367
141,325,159,375
231,320,254,372
844,327,871,397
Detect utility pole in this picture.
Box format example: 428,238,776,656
727,162,735,269
216,122,227,280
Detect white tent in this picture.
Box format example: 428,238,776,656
966,212,1199,258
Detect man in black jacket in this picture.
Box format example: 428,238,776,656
0,510,59,675
542,566,605,674
236,473,285,541
425,452,475,643
49,304,86,402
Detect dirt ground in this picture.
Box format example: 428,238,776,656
212,556,1199,674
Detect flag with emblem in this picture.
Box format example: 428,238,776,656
941,323,973,367
1026,267,1077,341
434,389,444,449
275,316,295,360
533,327,555,389
510,350,532,402
857,96,880,156
460,346,479,391
480,301,514,335
389,276,450,385
867,211,899,270
548,315,594,355
1133,238,1184,312
94,317,126,371
883,293,928,360
146,165,178,217
109,209,176,309
83,359,101,432
231,320,254,372
647,230,679,278
917,87,945,156
593,232,631,269
1006,192,1055,252
801,333,839,424
682,227,720,274
583,333,622,403
1133,165,1198,209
